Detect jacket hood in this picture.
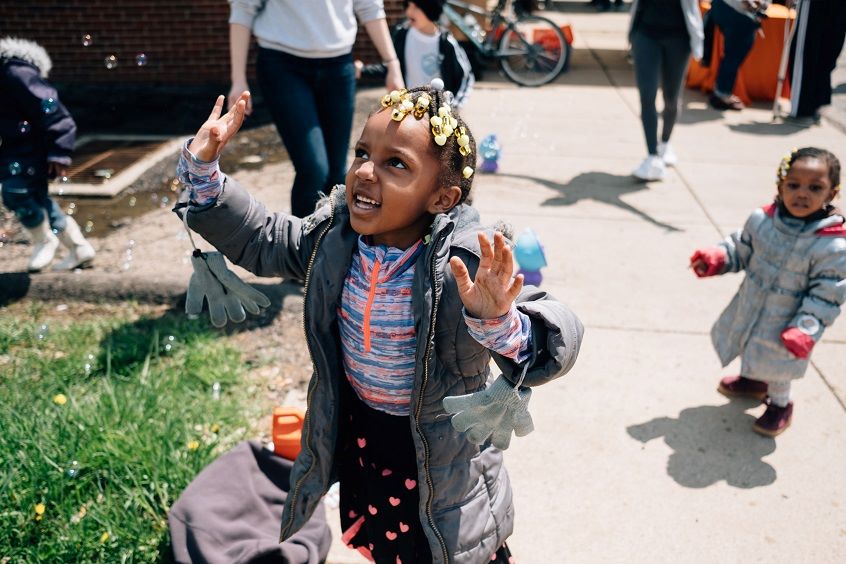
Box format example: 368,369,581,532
0,37,52,77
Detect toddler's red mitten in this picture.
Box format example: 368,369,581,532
689,247,726,277
780,327,815,359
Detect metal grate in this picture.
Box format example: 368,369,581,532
67,139,168,184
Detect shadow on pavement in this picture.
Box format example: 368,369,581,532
498,171,682,232
728,120,813,136
627,400,777,489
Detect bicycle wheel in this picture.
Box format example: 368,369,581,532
497,15,569,86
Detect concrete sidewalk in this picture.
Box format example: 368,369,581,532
456,7,846,563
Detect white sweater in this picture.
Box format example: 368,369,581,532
229,0,385,58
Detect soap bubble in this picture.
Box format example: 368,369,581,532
65,460,80,478
84,220,94,233
84,353,95,375
36,324,49,340
163,335,175,354
127,196,137,207
8,162,22,176
135,53,147,67
18,121,30,134
41,98,58,114
26,166,36,176
104,55,118,70
81,34,93,47
212,382,221,401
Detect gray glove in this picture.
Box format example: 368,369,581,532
186,251,271,328
442,374,534,450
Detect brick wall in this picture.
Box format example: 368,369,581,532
0,0,406,85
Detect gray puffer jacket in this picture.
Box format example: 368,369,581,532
711,203,846,383
182,178,584,563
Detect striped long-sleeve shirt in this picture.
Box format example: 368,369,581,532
340,236,532,416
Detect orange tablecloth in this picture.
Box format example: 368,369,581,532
687,3,794,104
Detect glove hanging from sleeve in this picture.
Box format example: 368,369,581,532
182,212,270,328
442,363,534,450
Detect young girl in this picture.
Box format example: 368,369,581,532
690,147,846,437
177,84,583,562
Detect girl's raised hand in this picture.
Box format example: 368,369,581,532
188,91,250,162
450,231,524,320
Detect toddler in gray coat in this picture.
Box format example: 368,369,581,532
690,147,846,436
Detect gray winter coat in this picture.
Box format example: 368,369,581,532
711,203,846,383
182,178,584,563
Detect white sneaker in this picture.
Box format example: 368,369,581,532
632,155,666,181
657,142,677,166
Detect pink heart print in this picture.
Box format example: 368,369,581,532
389,496,401,506
368,505,378,515
381,468,393,476
399,521,410,533
385,531,397,540
348,510,357,518
404,479,416,490
357,437,367,448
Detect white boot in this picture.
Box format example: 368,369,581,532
53,217,95,271
24,218,60,272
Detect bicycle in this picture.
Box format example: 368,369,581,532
443,0,570,87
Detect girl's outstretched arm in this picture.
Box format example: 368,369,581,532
188,91,250,162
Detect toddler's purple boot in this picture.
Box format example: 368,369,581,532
753,400,793,437
717,376,768,401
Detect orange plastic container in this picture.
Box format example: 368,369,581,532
272,407,305,461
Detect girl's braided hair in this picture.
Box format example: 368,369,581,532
378,85,477,205
776,147,841,190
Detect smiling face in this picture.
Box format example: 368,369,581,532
777,157,838,218
345,108,460,248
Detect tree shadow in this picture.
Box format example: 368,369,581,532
627,400,777,489
498,172,682,232
727,120,812,136
93,280,303,378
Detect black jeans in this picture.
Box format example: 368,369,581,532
631,31,691,155
256,48,356,218
709,0,759,98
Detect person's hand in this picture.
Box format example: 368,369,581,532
780,327,815,359
689,247,727,278
228,81,253,115
443,374,534,450
449,231,524,320
354,60,363,80
47,162,68,180
188,92,250,163
384,60,405,91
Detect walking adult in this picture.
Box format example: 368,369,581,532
707,0,770,111
227,0,405,218
788,0,846,124
629,0,704,181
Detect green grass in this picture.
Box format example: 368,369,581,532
0,306,255,562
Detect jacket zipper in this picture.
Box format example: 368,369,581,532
415,230,449,563
279,194,337,541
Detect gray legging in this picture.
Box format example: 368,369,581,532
631,31,691,156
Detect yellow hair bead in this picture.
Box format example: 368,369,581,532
438,106,450,117
390,90,402,103
463,166,474,179
443,125,454,137
459,145,471,157
457,134,470,147
435,134,448,146
391,108,406,121
430,116,442,127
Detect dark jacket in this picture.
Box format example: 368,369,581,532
0,38,76,182
361,22,475,107
183,179,583,563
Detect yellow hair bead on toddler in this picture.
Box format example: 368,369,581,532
463,166,474,179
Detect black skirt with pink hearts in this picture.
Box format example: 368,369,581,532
337,378,515,563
